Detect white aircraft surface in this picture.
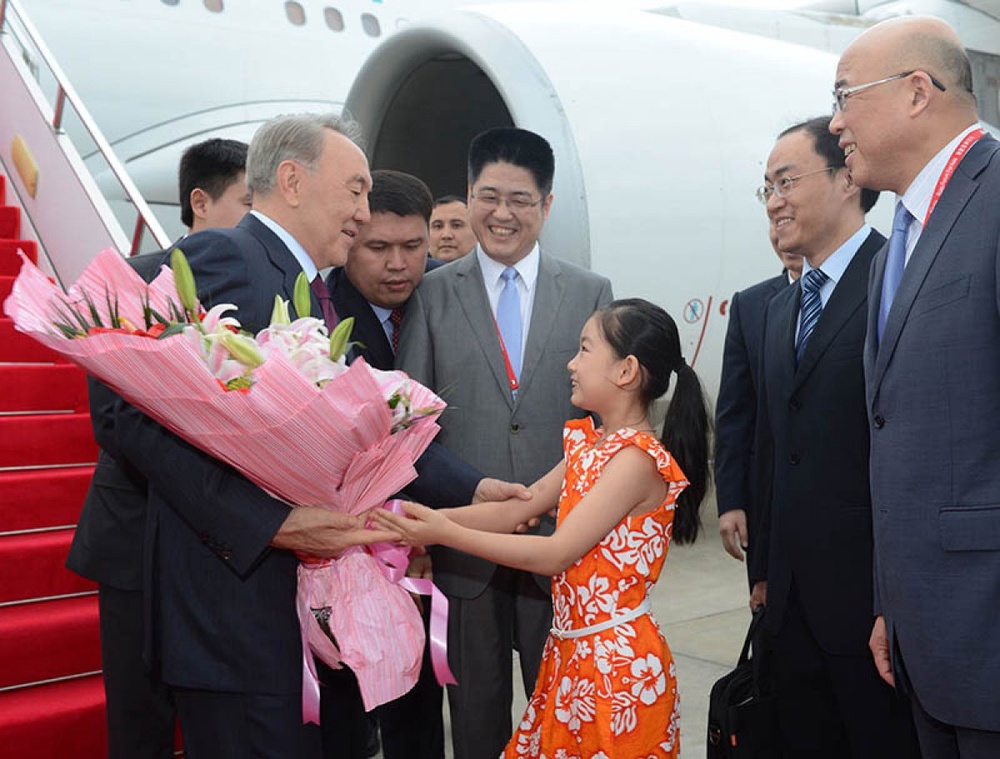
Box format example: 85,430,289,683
8,0,1000,399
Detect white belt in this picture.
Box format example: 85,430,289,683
550,598,652,640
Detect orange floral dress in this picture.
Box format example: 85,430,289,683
504,418,688,759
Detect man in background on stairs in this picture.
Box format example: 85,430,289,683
67,137,249,759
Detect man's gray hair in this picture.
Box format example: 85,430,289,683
246,113,363,196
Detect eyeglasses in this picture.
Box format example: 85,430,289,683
755,167,837,204
832,70,947,113
469,191,544,211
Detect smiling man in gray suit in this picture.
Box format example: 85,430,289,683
397,127,613,759
832,17,1000,758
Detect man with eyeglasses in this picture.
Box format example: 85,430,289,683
747,116,920,758
831,17,1000,758
397,127,612,759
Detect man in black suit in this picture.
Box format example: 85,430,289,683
324,169,447,759
715,232,800,568
749,117,917,757
67,137,249,759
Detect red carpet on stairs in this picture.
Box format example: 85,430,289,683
0,173,108,757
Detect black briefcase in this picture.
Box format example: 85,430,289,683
706,607,779,758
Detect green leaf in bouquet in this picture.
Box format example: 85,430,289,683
156,323,188,339
293,272,312,320
170,248,199,320
81,290,105,328
328,316,355,362
106,286,121,329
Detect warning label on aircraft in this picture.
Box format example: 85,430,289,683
683,298,704,324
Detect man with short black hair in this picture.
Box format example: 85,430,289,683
397,127,613,759
750,116,919,758
68,136,249,759
178,137,251,233
326,169,444,759
428,195,476,262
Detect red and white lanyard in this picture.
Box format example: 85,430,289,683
492,316,519,394
924,128,984,224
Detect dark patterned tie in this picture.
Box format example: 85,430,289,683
389,307,404,355
310,275,338,328
795,267,829,365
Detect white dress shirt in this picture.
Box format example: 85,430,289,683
477,244,540,359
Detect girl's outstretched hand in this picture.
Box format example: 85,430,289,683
371,501,451,547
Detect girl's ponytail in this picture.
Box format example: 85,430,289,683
660,361,711,545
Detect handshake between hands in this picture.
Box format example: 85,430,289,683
271,477,535,559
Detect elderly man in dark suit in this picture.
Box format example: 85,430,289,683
397,128,613,759
832,17,1000,758
715,232,800,566
85,115,412,758
750,116,919,758
67,137,249,759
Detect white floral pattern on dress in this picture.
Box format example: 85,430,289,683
504,419,687,759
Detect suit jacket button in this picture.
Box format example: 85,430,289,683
789,453,800,465
873,415,885,429
510,423,520,433
789,398,801,411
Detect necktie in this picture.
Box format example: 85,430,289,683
496,267,522,379
877,202,914,342
389,307,404,355
795,267,829,364
310,275,338,328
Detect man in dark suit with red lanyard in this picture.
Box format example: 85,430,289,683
832,17,1000,757
750,116,918,758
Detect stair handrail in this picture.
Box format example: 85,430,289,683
0,0,169,254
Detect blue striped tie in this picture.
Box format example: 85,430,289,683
796,267,829,364
496,267,522,379
877,202,914,342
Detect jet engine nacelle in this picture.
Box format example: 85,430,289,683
345,3,863,396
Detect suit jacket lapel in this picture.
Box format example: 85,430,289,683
327,268,394,369
517,254,566,404
767,284,798,402
872,136,1000,389
863,239,888,389
452,254,515,407
238,214,308,300
794,230,883,388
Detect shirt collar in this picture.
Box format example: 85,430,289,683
370,303,392,324
477,243,541,291
899,123,982,227
250,210,318,281
801,224,870,285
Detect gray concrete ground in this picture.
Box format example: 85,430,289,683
379,507,751,758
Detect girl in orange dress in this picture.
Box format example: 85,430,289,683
375,299,710,759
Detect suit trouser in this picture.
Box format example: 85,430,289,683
378,601,445,759
173,686,322,759
316,659,373,759
445,566,552,759
97,584,176,759
908,667,1000,759
770,584,919,759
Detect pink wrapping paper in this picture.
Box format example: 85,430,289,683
3,249,447,717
